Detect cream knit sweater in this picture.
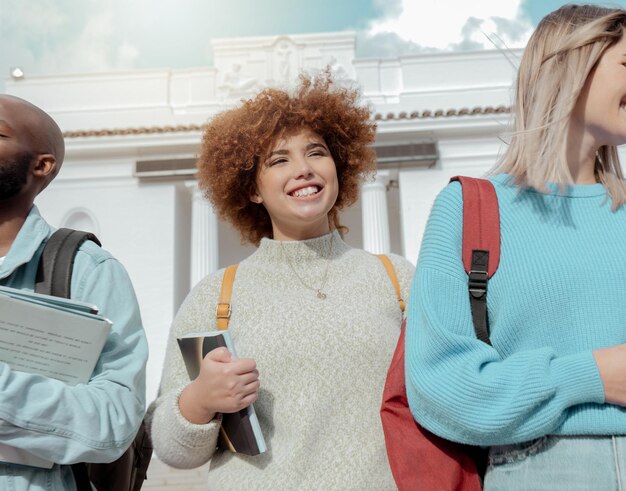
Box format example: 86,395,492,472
147,231,414,490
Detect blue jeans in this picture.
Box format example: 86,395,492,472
485,436,626,490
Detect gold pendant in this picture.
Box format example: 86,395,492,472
316,290,327,300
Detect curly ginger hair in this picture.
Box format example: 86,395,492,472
196,70,377,245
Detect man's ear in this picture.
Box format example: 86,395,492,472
32,154,57,179
32,154,58,194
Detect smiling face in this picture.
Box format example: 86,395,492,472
572,29,626,149
251,127,339,241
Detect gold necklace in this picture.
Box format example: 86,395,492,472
280,233,333,300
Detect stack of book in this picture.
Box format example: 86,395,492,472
0,285,111,467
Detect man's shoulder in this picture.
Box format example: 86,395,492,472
74,237,114,266
69,236,130,291
69,236,137,302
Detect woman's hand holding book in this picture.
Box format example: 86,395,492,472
179,347,260,424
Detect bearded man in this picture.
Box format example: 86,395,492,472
0,95,147,490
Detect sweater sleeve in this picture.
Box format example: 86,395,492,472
146,271,224,469
405,182,605,446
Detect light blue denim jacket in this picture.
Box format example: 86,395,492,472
0,206,148,490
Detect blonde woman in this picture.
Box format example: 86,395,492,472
405,4,626,489
147,72,414,489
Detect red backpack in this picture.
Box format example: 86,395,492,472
380,176,500,490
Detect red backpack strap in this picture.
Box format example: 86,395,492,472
449,176,500,345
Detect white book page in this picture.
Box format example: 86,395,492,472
0,295,111,385
0,443,54,469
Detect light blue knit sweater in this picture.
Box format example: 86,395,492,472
406,174,626,446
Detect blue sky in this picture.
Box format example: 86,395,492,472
0,0,624,92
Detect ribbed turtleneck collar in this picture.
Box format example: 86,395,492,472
492,173,607,198
252,230,349,263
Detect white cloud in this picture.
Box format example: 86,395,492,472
367,0,533,52
117,41,140,68
0,0,140,83
42,12,139,72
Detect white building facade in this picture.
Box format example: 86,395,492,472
7,31,522,403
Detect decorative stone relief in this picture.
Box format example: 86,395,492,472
273,38,296,84
218,62,261,98
328,56,351,81
211,32,357,96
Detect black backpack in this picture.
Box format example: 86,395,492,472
35,228,153,491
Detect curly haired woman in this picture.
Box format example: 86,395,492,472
147,71,414,489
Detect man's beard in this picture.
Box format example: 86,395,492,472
0,153,33,201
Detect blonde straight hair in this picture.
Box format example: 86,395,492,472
491,4,626,207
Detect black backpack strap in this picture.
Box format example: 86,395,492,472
468,250,491,345
34,228,101,298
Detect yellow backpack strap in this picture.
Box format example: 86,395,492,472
376,255,406,314
216,264,239,330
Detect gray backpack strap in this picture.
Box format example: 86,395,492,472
35,228,101,298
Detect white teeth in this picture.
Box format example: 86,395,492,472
292,186,319,197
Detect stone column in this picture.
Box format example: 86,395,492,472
361,170,391,254
191,186,219,286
